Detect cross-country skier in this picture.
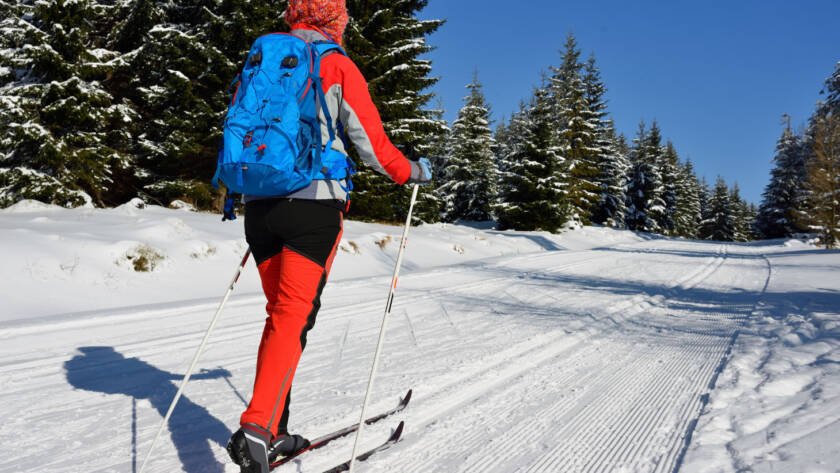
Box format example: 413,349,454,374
225,1,432,472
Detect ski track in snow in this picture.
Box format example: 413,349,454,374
1,235,831,473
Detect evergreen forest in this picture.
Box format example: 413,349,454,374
1,0,838,246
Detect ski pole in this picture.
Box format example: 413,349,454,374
138,248,251,473
348,184,419,472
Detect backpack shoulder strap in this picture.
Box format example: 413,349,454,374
311,41,347,59
308,40,355,188
308,41,341,157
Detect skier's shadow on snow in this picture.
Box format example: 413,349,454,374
64,346,231,473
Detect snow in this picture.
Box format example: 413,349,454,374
383,64,411,75
0,201,636,322
0,202,838,473
87,48,114,60
385,40,425,57
680,243,840,473
168,69,189,82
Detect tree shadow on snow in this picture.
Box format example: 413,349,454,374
592,246,767,260
64,346,231,473
484,231,567,251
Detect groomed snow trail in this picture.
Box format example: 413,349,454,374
0,238,776,473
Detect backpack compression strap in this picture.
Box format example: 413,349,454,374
310,41,347,152
310,42,355,192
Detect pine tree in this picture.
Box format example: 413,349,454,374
1,0,449,213
496,85,567,232
625,121,665,233
492,114,512,209
583,54,627,228
803,112,840,248
112,0,289,208
814,61,840,120
701,176,736,241
643,121,667,228
797,62,840,246
0,0,136,207
697,176,712,239
591,125,628,227
413,98,448,223
551,35,601,225
729,183,753,242
673,158,702,238
344,0,446,223
438,73,497,222
756,117,808,238
658,141,680,234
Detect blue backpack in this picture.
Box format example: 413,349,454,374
212,33,355,197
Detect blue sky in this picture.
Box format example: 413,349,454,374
418,0,840,204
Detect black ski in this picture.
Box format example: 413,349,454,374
269,390,411,470
320,421,404,473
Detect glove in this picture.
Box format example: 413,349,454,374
222,194,237,221
406,158,432,185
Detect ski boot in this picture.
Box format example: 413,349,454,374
227,423,272,473
268,432,311,462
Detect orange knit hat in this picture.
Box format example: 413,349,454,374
285,0,349,45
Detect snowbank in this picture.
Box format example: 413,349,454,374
0,200,643,323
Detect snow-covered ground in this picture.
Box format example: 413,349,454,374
0,201,838,473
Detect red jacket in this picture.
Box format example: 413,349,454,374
272,25,415,202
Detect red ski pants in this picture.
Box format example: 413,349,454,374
240,198,344,434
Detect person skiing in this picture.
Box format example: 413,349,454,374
225,1,432,472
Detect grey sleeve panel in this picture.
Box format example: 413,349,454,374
318,83,347,156
321,83,390,176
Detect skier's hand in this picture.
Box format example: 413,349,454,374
222,193,238,221
406,158,432,185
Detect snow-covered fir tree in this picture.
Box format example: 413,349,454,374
493,118,510,170
658,141,680,235
796,62,840,246
438,73,497,222
496,85,567,232
814,61,840,120
643,122,668,229
429,101,453,186
748,203,760,238
551,35,601,225
673,158,702,238
413,98,448,222
344,0,446,223
742,199,757,241
492,114,512,209
625,121,666,233
756,118,808,238
583,54,627,228
591,125,628,227
0,0,297,209
701,176,736,241
697,176,712,239
0,0,137,207
729,183,753,242
803,112,840,247
122,0,255,208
